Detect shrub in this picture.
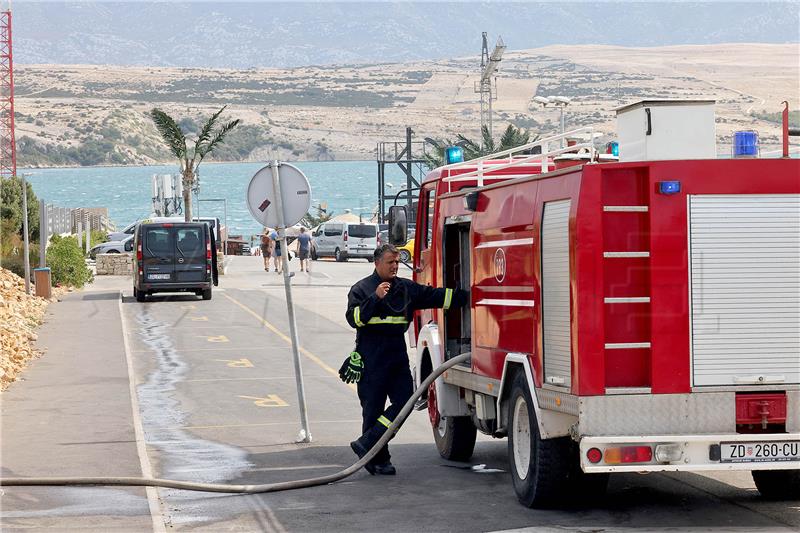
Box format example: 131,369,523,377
47,235,92,288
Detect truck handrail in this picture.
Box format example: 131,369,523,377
440,127,596,191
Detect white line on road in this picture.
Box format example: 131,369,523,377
118,292,166,533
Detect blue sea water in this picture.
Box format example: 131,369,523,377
23,161,418,238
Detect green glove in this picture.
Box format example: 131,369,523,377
339,351,364,383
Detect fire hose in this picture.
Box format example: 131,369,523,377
0,352,470,494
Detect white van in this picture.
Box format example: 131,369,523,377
109,216,221,249
312,221,379,262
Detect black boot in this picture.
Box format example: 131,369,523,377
350,420,391,474
373,462,396,475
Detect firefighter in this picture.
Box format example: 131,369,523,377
341,243,469,475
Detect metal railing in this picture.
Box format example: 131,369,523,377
441,127,596,191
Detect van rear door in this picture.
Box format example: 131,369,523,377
142,225,176,282
175,224,207,282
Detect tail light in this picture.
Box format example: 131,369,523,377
206,240,212,261
603,446,652,464
343,231,348,242
137,244,143,276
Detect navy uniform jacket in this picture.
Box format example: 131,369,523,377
345,271,469,369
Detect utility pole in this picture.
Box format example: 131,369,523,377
21,173,30,294
474,32,505,149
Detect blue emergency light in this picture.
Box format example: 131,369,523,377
607,141,619,157
445,146,464,164
658,181,681,195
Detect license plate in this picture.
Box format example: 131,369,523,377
148,273,171,280
720,441,800,463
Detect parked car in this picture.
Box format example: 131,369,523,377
132,221,218,302
311,221,378,262
398,238,414,263
240,244,251,255
90,235,133,259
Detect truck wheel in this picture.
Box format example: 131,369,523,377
753,469,800,500
568,443,610,498
507,371,570,508
136,289,146,303
428,381,476,461
202,288,212,301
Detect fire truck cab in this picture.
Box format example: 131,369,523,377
394,101,800,508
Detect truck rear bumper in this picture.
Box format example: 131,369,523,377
580,433,800,473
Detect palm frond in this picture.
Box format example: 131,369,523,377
196,119,242,164
195,105,228,148
149,108,187,160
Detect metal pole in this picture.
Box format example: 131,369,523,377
223,199,228,257
559,106,566,148
85,214,90,254
21,174,31,294
39,199,46,267
270,160,312,443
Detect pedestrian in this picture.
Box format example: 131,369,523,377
297,227,312,273
260,229,272,271
341,244,469,476
270,228,282,273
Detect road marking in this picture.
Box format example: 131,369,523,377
204,335,229,343
118,292,167,533
223,292,356,391
239,394,289,407
180,304,197,310
215,358,254,367
191,316,208,321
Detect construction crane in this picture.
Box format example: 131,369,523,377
0,7,16,179
474,32,506,149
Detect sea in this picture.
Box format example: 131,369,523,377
22,161,419,238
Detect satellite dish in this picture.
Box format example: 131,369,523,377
246,162,312,228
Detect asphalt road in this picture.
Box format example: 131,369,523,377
1,256,798,531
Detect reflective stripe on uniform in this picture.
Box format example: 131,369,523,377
377,415,392,428
354,306,364,327
442,288,453,310
366,316,408,325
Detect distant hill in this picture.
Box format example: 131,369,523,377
14,43,799,166
12,1,800,68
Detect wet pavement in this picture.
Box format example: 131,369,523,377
1,256,798,531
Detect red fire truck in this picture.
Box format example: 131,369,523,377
391,100,800,507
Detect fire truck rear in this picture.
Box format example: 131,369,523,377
394,100,800,508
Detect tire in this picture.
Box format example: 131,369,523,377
136,289,146,302
202,288,212,301
428,380,476,461
567,442,610,499
507,371,571,508
753,469,800,500
399,249,411,263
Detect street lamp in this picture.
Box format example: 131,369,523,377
533,95,572,146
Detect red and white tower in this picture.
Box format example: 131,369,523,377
0,9,16,179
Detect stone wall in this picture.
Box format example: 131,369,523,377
96,253,133,275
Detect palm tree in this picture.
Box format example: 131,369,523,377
150,106,241,221
423,124,538,170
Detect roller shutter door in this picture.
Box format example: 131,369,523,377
689,194,800,386
542,200,572,389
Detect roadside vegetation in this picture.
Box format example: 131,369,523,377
46,235,93,288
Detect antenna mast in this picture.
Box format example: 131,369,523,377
0,7,16,178
474,32,506,149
